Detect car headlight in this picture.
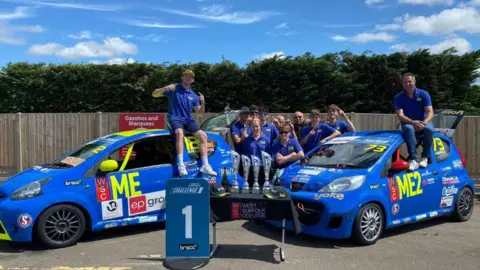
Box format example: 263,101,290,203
319,175,366,192
10,178,52,201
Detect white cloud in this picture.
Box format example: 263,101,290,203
11,24,45,32
117,19,202,28
331,32,396,43
90,58,136,65
155,5,280,24
8,0,125,11
68,30,92,39
266,30,299,36
254,51,285,61
28,37,137,59
390,38,473,55
138,34,166,43
375,23,402,31
366,0,384,5
398,0,454,5
0,6,30,20
402,7,480,35
275,22,288,29
0,23,24,44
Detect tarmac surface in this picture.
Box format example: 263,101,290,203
0,200,479,270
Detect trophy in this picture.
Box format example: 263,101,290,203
261,151,272,192
241,155,251,193
230,150,241,193
273,169,282,186
251,155,261,194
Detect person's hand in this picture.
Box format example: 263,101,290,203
272,117,279,125
286,119,291,125
198,92,205,103
309,129,316,136
412,120,425,132
337,108,345,116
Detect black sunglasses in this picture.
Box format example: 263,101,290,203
279,130,290,134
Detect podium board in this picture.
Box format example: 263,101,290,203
163,178,212,270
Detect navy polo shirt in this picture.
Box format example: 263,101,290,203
394,88,432,121
242,134,270,167
261,122,279,146
230,121,252,154
163,83,200,122
328,120,349,134
300,123,337,153
271,138,303,169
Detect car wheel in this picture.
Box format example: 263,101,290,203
352,203,384,246
451,187,474,222
35,204,86,249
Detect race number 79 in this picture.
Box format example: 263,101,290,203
182,205,192,239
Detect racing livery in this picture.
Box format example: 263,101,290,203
0,129,242,248
266,109,475,245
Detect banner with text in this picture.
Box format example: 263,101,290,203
119,113,165,158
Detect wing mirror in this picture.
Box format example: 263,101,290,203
100,159,119,172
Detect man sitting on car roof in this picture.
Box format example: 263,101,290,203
394,72,435,171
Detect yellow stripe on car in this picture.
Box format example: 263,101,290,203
114,129,163,137
0,220,12,241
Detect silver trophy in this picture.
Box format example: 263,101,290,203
261,151,272,192
230,150,240,193
241,155,251,193
251,155,261,194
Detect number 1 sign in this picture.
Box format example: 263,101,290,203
164,178,211,269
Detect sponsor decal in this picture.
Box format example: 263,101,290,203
314,192,344,200
452,160,463,169
33,166,42,170
179,243,199,251
110,172,142,200
391,171,423,201
370,184,380,190
325,136,360,144
388,177,399,202
440,196,454,208
17,213,33,228
421,170,432,177
328,168,342,173
415,214,427,221
95,177,110,202
442,176,459,185
101,199,123,220
170,183,204,195
441,166,452,172
139,215,158,223
298,169,323,175
105,223,117,229
403,218,411,223
429,211,438,218
65,180,82,186
442,185,459,197
392,203,400,215
392,220,401,225
206,175,217,184
231,202,266,219
220,167,235,176
128,191,166,216
40,168,49,173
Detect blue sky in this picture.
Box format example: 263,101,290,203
0,0,479,67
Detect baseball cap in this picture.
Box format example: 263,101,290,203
260,107,269,116
182,70,195,77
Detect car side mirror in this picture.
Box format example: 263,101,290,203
391,159,409,171
100,159,119,172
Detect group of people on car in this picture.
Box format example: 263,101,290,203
153,70,434,177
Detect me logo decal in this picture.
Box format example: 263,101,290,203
390,171,423,201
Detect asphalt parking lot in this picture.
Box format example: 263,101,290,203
0,200,479,270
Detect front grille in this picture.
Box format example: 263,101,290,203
293,199,324,226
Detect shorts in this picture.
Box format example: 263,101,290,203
169,119,200,134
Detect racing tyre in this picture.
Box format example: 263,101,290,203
352,203,384,246
35,204,86,249
450,187,474,222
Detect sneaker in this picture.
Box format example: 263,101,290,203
178,164,188,176
419,158,428,168
199,164,217,176
409,160,419,171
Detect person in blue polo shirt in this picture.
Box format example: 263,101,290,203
300,109,341,153
326,104,356,134
271,124,304,169
230,107,252,155
242,118,271,187
258,108,279,147
152,70,217,177
394,72,434,170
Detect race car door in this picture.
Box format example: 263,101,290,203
92,134,177,226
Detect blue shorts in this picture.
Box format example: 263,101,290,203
169,119,200,134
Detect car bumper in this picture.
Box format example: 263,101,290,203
0,196,50,242
266,191,360,239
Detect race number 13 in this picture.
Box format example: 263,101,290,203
182,205,192,239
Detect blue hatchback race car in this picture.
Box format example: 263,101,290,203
267,109,475,245
0,128,241,248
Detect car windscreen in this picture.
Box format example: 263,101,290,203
201,112,238,131
307,142,389,169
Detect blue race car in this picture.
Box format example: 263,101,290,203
267,109,475,245
0,128,240,248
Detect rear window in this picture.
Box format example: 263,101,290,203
433,137,451,162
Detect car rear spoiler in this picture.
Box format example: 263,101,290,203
433,109,465,138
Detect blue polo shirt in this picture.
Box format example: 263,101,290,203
300,123,337,153
271,138,303,169
163,83,200,122
328,120,349,134
230,121,252,154
394,88,432,121
242,134,270,167
261,122,279,146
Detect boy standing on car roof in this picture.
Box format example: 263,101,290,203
152,69,217,177
326,104,356,134
394,72,434,171
300,109,341,153
271,123,304,169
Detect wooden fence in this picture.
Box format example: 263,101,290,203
1,112,479,177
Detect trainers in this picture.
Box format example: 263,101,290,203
178,164,188,176
419,158,428,168
409,160,419,171
199,164,217,176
